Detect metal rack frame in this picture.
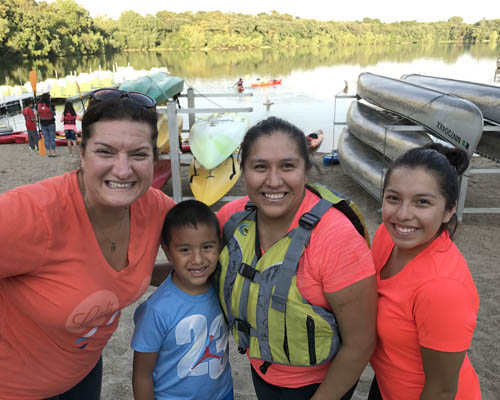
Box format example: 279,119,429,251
158,87,253,203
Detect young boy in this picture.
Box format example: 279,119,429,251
131,200,233,400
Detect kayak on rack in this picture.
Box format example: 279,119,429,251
0,124,13,135
157,114,184,154
152,159,172,190
357,72,483,159
346,101,433,161
189,113,249,170
189,154,241,206
119,72,184,105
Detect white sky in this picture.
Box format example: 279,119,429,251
72,0,500,23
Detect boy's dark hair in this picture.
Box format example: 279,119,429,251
161,200,220,247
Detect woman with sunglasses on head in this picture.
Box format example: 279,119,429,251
216,116,377,399
0,89,176,400
368,143,480,400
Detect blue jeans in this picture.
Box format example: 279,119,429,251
43,357,102,400
41,123,56,150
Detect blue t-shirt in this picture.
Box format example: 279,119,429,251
131,274,233,400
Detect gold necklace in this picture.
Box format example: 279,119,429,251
84,194,128,252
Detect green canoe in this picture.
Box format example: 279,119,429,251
119,72,184,104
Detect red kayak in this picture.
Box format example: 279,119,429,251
14,132,28,144
307,129,324,152
250,79,282,88
0,134,16,144
152,159,172,189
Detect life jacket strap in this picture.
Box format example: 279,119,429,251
271,199,333,313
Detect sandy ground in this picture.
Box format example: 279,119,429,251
1,142,499,399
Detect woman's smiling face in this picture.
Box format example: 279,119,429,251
80,119,155,211
382,167,456,257
243,131,307,224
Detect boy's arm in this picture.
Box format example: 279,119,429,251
132,351,158,400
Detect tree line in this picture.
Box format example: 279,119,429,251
1,0,499,58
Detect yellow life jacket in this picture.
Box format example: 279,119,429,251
217,184,370,372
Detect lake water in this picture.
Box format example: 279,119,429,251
2,42,499,152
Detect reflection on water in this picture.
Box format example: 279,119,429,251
1,42,499,86
1,42,499,153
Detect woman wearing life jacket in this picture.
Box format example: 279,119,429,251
38,92,57,157
60,101,82,156
368,143,480,400
216,116,377,399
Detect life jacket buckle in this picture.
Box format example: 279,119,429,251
239,263,257,281
299,212,320,230
235,318,251,335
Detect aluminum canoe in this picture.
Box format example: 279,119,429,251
346,101,433,161
401,74,500,124
401,73,500,162
357,72,483,159
338,127,389,201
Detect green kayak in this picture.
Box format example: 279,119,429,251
119,72,184,104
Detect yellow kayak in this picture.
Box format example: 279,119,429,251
189,154,241,206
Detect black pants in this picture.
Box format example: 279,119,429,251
368,375,383,400
251,366,358,400
43,357,102,400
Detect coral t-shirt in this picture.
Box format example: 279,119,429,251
0,171,175,399
217,188,375,388
370,224,480,399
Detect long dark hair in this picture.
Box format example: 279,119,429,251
383,143,469,237
239,116,311,172
63,101,76,116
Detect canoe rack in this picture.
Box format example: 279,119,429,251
333,94,500,223
388,125,500,223
158,87,253,203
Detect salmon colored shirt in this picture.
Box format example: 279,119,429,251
217,188,375,388
0,171,175,399
370,224,480,400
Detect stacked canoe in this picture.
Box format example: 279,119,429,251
338,72,500,200
118,71,185,189
188,113,249,206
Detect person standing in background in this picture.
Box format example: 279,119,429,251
38,92,57,157
22,98,38,152
60,101,82,157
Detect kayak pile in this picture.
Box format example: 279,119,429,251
188,113,250,205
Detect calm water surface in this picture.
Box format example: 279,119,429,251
2,43,499,152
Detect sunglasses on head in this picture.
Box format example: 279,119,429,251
89,88,156,109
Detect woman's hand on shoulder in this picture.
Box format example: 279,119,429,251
419,347,465,400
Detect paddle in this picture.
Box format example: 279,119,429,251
29,70,46,156
75,81,86,112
